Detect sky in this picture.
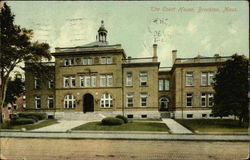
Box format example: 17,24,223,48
7,1,249,67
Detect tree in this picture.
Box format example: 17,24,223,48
212,54,248,126
4,75,25,105
0,3,51,123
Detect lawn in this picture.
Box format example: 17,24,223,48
176,119,248,133
0,120,58,130
73,122,169,132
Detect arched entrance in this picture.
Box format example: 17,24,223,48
159,97,169,111
83,94,94,113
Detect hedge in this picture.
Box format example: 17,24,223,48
18,112,47,120
102,117,124,125
10,118,36,125
116,115,128,123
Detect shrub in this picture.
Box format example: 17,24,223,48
10,118,35,125
102,117,124,125
18,112,47,120
0,121,11,129
116,115,128,123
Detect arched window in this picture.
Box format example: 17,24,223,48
64,94,76,108
100,93,113,108
160,97,169,111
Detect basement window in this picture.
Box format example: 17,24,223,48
127,114,133,118
141,115,147,118
187,114,193,118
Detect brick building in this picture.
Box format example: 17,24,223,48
25,21,231,119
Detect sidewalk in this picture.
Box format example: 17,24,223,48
0,131,248,141
32,120,89,132
162,118,193,134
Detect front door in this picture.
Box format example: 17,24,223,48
83,94,94,113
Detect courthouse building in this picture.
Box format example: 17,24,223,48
25,21,231,119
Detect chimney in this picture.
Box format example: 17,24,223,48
172,50,177,65
214,54,221,62
153,44,157,62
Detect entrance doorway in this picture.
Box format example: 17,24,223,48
83,94,94,113
159,97,169,111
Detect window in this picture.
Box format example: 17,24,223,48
85,76,91,87
64,77,70,88
80,76,84,87
140,93,148,107
201,71,215,86
187,114,193,118
126,93,133,107
100,93,113,108
185,72,194,86
100,74,112,87
64,94,76,109
127,114,133,118
100,57,112,64
141,115,147,118
64,58,74,66
100,75,106,87
208,93,214,107
202,114,207,118
186,93,193,107
126,72,132,86
159,79,170,91
201,72,207,86
47,96,54,108
91,76,96,87
35,96,41,109
80,76,96,87
140,72,147,86
107,75,113,87
201,93,206,107
48,79,54,89
71,77,76,87
13,104,17,110
208,72,215,85
100,57,107,64
83,58,93,65
63,76,75,88
107,57,113,64
200,93,214,107
34,77,41,89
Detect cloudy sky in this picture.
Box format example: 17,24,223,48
8,1,249,67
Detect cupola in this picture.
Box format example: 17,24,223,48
98,20,108,42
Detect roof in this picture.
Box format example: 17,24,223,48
77,41,108,47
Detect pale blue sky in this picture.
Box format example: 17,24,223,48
8,1,249,66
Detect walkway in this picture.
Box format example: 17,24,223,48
32,120,89,132
162,118,192,134
0,131,248,141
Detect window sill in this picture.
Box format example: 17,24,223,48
159,90,170,92
140,85,148,87
185,85,194,87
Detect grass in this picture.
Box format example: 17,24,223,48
0,120,58,130
73,122,169,132
176,119,248,133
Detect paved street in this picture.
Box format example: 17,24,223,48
0,138,249,160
